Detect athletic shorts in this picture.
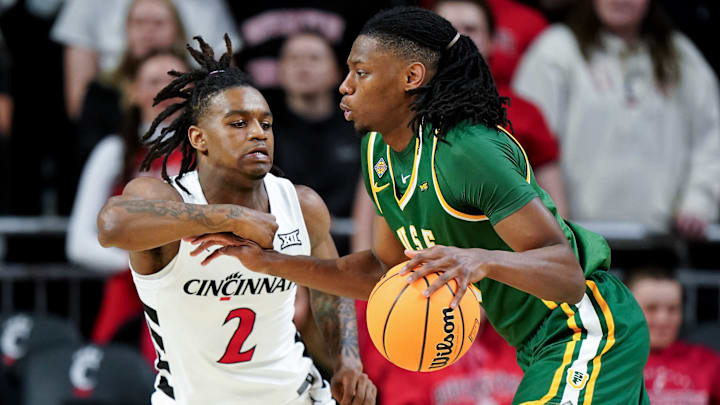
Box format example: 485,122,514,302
513,270,650,405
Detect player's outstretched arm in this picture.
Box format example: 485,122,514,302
295,186,376,405
403,198,586,306
97,176,277,252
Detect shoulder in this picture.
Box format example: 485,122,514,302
524,24,580,62
294,185,332,237
122,176,183,202
672,32,717,85
441,124,509,160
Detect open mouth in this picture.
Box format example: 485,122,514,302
244,145,270,160
339,102,352,121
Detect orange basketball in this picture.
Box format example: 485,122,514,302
366,261,482,372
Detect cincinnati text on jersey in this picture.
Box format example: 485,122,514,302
183,272,295,298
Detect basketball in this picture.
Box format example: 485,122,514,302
366,261,482,372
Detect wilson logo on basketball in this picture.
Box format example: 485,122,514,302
429,307,455,370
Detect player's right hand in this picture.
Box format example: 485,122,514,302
226,206,278,249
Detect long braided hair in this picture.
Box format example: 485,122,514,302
359,6,509,139
139,34,254,191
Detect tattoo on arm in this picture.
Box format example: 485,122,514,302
309,289,360,362
115,199,244,230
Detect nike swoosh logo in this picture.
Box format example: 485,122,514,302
401,174,411,184
373,182,390,192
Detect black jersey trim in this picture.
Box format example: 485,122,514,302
157,376,175,399
142,302,159,326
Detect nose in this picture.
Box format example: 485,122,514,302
248,120,268,141
339,71,354,95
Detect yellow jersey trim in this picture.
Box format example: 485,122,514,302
583,280,616,405
431,136,489,222
386,133,422,211
367,132,386,214
496,125,531,184
519,303,582,405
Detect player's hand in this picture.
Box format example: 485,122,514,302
184,232,277,270
330,361,376,405
400,246,491,308
226,205,278,249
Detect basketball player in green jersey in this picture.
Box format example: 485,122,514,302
188,7,650,405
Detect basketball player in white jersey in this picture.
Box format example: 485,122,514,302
97,35,376,405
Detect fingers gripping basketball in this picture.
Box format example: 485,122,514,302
366,261,482,372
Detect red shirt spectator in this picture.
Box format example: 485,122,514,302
487,0,548,86
498,84,559,170
645,340,720,405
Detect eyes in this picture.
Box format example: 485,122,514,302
229,120,272,130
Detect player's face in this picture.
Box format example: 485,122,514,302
435,1,492,58
631,278,682,350
594,0,649,35
195,86,274,180
339,35,411,135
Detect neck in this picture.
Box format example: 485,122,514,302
196,160,269,212
286,91,334,121
381,112,417,152
607,25,641,45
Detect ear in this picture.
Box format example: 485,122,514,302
404,62,427,91
188,125,207,153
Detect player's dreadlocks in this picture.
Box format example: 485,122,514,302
139,34,253,190
360,6,509,139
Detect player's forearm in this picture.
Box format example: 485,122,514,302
98,197,240,251
309,290,361,371
261,250,384,300
485,243,585,304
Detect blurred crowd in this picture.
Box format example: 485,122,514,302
1,0,720,404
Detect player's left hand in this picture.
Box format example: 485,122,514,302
330,361,376,405
184,232,278,270
400,246,492,308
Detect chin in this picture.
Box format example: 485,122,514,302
355,123,373,136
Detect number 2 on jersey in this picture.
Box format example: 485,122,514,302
218,308,256,364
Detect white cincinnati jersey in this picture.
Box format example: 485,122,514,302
132,171,326,405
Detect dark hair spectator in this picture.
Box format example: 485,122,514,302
513,0,720,239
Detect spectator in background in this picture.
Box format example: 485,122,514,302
626,267,720,404
50,0,239,120
273,33,361,375
67,50,187,364
434,0,568,216
485,0,548,86
75,0,187,181
273,31,360,255
513,0,720,238
229,1,401,89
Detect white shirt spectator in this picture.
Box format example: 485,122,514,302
66,135,128,272
51,0,240,73
513,25,720,232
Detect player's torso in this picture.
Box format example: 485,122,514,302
363,128,555,347
132,171,314,405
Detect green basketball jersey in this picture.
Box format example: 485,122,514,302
361,122,612,347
